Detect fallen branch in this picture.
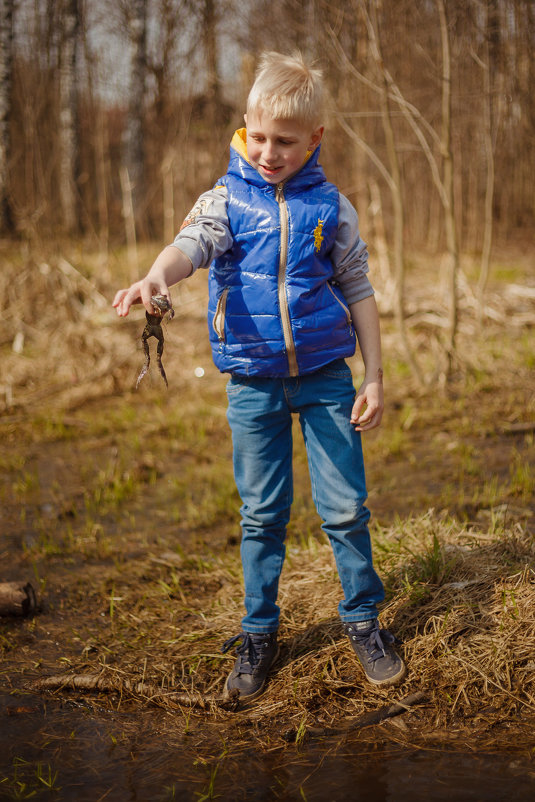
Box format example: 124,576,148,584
29,672,238,710
502,421,535,435
0,582,37,617
57,258,108,309
309,691,428,737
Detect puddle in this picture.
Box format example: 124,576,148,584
1,692,534,801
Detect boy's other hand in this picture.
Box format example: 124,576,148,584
350,373,384,431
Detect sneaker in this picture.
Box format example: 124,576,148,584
344,619,406,686
221,631,279,701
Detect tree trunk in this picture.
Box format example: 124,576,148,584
364,0,424,385
477,0,499,321
0,0,13,233
58,0,80,234
202,0,221,131
123,0,147,238
437,0,459,371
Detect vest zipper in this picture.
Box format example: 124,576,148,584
276,182,298,376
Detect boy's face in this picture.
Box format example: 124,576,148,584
245,112,323,184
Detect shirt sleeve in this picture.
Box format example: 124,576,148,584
330,193,374,304
170,185,232,271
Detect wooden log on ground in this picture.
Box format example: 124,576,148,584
0,582,37,616
29,672,240,711
502,421,535,435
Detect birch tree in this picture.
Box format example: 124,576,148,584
0,0,13,232
330,0,425,385
202,0,221,130
476,0,502,317
436,0,458,368
58,0,80,233
122,0,148,240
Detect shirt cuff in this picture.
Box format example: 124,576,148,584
338,275,375,305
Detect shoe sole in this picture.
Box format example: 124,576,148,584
223,645,280,702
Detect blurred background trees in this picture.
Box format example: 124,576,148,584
2,0,533,258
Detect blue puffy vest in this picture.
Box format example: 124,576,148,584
207,130,356,377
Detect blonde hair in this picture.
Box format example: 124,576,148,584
246,51,324,128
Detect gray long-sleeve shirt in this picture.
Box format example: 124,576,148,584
171,185,374,305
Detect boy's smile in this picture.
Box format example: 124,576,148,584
245,113,323,185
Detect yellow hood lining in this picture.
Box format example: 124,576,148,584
231,127,315,170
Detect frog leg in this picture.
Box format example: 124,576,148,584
136,326,152,389
155,329,168,388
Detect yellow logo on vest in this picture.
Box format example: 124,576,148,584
313,219,324,252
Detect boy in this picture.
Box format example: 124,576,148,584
113,52,406,701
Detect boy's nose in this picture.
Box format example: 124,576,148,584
263,140,277,162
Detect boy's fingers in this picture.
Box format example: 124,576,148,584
351,392,383,429
113,284,142,316
359,404,383,430
112,289,125,307
112,290,131,316
350,397,364,423
139,281,171,313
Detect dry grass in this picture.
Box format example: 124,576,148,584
0,246,214,414
24,514,535,752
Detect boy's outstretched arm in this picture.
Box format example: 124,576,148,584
349,294,384,431
113,246,193,317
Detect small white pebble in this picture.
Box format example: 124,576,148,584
12,331,25,353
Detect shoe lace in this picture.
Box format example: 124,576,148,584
350,621,395,663
221,632,268,675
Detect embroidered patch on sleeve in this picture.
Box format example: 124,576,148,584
313,219,324,252
179,198,213,231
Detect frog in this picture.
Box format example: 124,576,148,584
135,294,175,389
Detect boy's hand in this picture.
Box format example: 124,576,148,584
113,246,193,317
112,277,171,318
350,369,384,431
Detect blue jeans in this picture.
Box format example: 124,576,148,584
226,359,385,634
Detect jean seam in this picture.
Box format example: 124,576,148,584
242,622,280,632
339,614,378,623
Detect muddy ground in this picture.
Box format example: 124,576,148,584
0,248,534,800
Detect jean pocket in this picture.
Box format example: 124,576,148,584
226,375,249,396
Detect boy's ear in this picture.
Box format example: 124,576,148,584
309,126,324,150
243,113,247,127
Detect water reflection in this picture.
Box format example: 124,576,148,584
1,694,534,801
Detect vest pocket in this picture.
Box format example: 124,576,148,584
326,282,352,327
213,286,229,341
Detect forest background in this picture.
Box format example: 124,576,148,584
1,0,534,389
3,0,533,249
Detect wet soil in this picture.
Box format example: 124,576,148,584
2,690,535,801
